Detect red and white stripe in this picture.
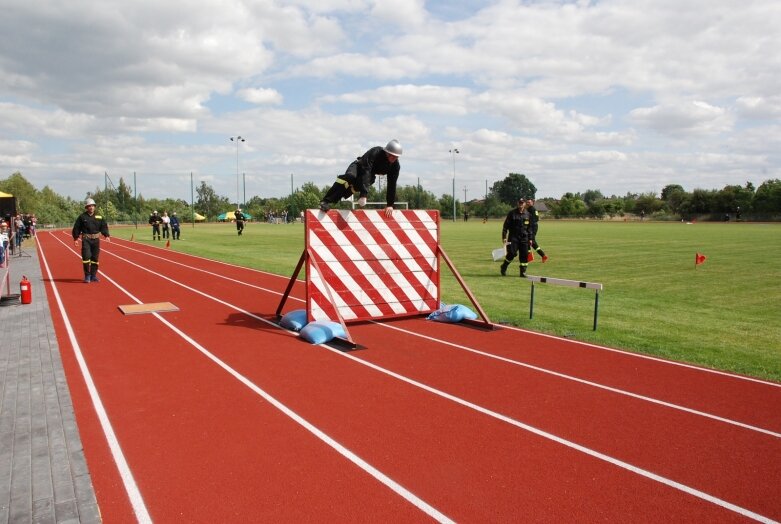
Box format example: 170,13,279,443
306,209,440,322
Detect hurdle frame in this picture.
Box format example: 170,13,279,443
527,276,603,331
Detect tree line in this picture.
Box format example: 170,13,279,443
1,171,780,225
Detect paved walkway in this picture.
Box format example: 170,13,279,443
0,239,101,523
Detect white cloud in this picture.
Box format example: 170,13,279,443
237,88,284,105
0,0,780,203
629,101,734,136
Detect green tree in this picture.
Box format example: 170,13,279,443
0,172,39,213
35,186,80,225
195,181,229,220
752,179,781,214
581,189,604,206
551,193,587,218
661,184,687,215
494,173,537,206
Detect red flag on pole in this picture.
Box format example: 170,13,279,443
165,239,171,249
695,253,706,266
527,250,535,262
129,233,134,242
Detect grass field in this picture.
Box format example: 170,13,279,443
113,218,781,382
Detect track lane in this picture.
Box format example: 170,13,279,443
38,232,446,523
100,236,781,521
40,232,780,522
99,238,781,520
107,236,781,434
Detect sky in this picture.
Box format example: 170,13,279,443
1,0,780,206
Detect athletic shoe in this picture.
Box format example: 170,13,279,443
83,276,91,283
542,255,549,263
319,201,330,212
91,275,100,282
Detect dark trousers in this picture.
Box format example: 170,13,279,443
504,236,529,265
81,238,100,277
172,226,180,239
152,225,161,239
322,177,354,204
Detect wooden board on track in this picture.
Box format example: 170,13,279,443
118,302,179,315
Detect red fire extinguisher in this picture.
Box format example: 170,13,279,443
20,275,32,304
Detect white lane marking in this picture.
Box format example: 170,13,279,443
375,323,781,439
81,237,778,522
101,239,781,438
108,236,781,389
46,233,454,523
37,235,152,523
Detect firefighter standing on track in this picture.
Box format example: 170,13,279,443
72,198,110,283
319,139,402,218
500,198,532,278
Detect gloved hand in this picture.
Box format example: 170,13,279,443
358,196,367,207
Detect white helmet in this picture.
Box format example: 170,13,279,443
84,198,96,207
383,139,402,157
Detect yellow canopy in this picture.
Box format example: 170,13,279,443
193,212,206,221
0,191,13,197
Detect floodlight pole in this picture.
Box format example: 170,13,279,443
230,136,245,208
449,148,459,222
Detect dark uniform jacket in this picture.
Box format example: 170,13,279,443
149,214,163,226
502,208,531,241
342,146,401,207
527,205,540,237
72,212,109,240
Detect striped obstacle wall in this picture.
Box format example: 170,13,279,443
305,209,440,323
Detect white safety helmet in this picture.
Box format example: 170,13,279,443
383,139,402,157
84,198,96,207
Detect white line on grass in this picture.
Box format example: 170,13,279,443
72,236,778,523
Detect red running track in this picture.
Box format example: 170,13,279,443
36,230,781,523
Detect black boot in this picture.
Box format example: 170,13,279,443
500,261,508,276
520,265,527,278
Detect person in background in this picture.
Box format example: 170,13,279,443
14,214,25,248
500,198,532,278
235,208,246,236
319,139,402,218
170,212,181,240
0,222,9,265
526,198,548,263
161,211,171,239
149,211,162,240
72,198,110,283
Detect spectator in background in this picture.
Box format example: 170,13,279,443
148,211,162,240
0,222,9,265
161,211,171,239
170,212,181,240
14,215,24,248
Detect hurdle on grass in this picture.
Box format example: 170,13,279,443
276,209,494,347
527,276,604,331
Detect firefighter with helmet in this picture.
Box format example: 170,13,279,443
320,139,402,218
72,198,110,283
